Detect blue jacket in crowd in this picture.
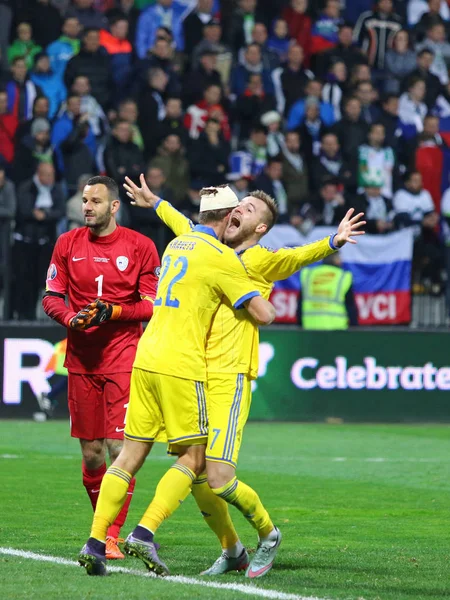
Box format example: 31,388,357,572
135,1,189,58
30,71,67,119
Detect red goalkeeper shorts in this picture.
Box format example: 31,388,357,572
68,372,131,440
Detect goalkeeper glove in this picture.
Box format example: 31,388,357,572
69,304,100,330
84,299,122,325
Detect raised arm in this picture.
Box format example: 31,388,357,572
124,174,193,236
246,209,365,282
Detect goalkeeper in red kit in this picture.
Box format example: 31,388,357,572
42,176,160,559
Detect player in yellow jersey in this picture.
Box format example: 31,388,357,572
78,184,276,577
123,175,365,579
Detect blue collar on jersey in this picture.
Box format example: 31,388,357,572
193,224,219,239
236,242,259,256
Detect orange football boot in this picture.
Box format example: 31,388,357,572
106,536,125,560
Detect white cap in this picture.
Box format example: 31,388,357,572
261,110,281,127
199,186,239,212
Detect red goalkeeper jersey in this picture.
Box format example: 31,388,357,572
43,225,160,374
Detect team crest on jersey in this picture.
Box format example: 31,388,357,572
116,256,129,271
47,263,57,280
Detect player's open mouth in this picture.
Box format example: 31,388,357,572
229,215,241,228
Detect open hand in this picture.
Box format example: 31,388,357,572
334,209,366,248
123,173,160,208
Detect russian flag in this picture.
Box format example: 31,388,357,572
261,226,414,325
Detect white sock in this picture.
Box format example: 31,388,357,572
259,527,278,543
226,540,244,558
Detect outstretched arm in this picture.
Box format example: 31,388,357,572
246,209,365,282
124,174,193,237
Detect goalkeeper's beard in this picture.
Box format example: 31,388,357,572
84,209,113,234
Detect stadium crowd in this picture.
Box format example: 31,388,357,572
1,0,450,320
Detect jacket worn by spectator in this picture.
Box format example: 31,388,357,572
47,35,80,78
134,55,181,97
226,6,267,54
231,60,274,97
7,39,42,70
332,117,369,161
253,172,289,221
136,1,189,58
188,130,229,188
352,190,395,233
13,136,55,185
150,147,190,205
99,29,133,97
65,5,108,30
183,6,215,57
235,89,276,142
272,64,314,116
316,42,368,77
288,98,335,130
0,176,16,219
64,49,112,109
358,143,396,198
353,9,402,69
393,185,435,235
6,78,42,122
137,85,167,159
0,110,18,164
184,99,230,141
409,66,446,109
23,0,62,48
282,4,312,60
30,70,66,120
282,150,309,211
182,64,222,107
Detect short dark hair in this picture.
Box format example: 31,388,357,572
418,47,434,57
86,176,119,201
407,75,425,89
11,56,26,66
249,190,278,232
381,93,399,105
404,170,421,183
83,27,100,37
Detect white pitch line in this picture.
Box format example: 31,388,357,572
0,547,327,600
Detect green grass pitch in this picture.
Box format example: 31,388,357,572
1,421,450,600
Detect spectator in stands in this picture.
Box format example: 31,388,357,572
262,110,284,157
245,125,268,174
107,0,140,44
231,43,274,96
348,62,372,88
135,37,181,96
66,0,108,30
184,83,230,140
64,28,112,109
378,94,403,152
297,97,328,163
332,96,368,161
183,47,222,107
13,162,64,320
5,57,43,122
51,94,97,194
353,183,395,233
281,130,309,210
0,162,16,221
393,170,443,291
67,173,91,230
316,22,367,77
129,165,174,247
411,48,446,108
157,96,187,146
272,44,313,117
104,119,144,198
150,133,189,204
311,131,355,191
136,0,188,58
188,117,229,187
192,19,232,75
117,98,144,150
15,96,50,143
416,22,450,84
254,157,289,221
228,173,252,201
30,53,66,119
13,117,54,184
415,0,450,42
408,0,450,26
353,0,402,70
385,30,417,94
267,19,290,64
358,122,396,199
235,73,276,142
183,0,215,57
354,81,379,124
398,76,427,132
416,113,449,149
282,0,312,61
322,60,346,120
24,0,62,49
309,178,347,226
100,14,133,99
0,90,18,165
227,0,267,54
311,0,342,56
287,79,335,130
47,17,81,79
7,22,42,69
67,75,108,138
137,67,168,159
251,22,281,70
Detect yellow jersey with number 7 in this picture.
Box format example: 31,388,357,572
133,224,261,382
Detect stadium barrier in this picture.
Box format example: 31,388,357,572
1,323,450,422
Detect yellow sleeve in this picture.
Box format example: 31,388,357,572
215,247,261,308
245,237,337,282
155,199,194,236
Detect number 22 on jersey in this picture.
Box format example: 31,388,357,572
154,255,188,308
